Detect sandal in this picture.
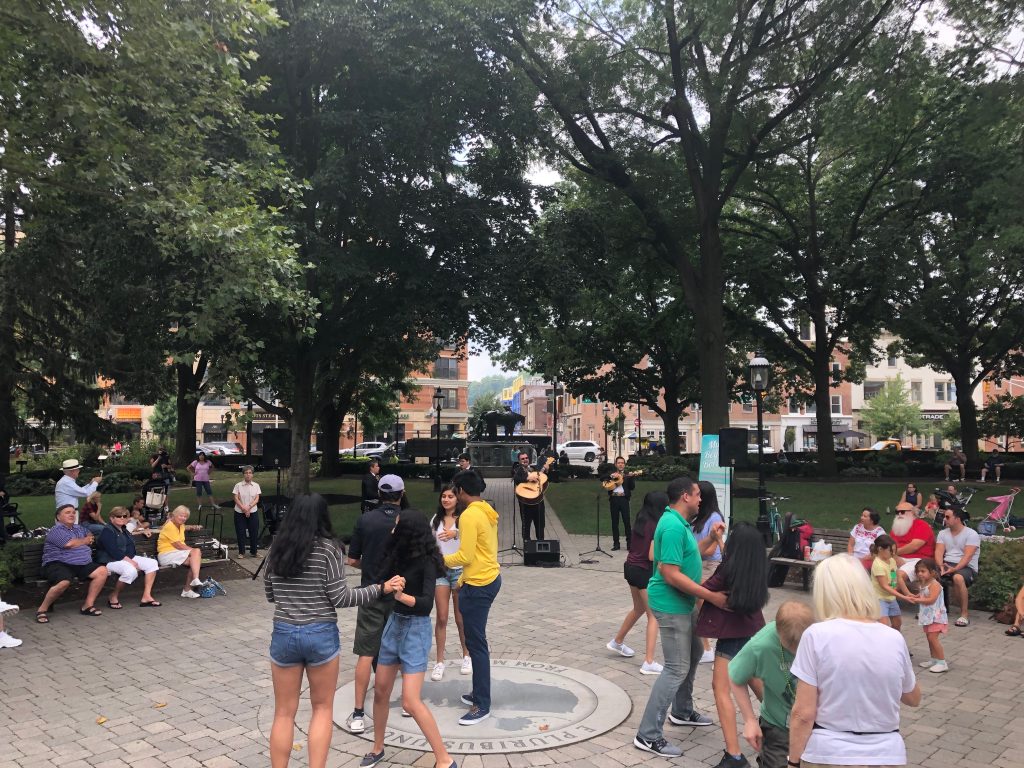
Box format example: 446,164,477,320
954,616,969,627
139,600,162,608
80,605,102,617
107,600,123,610
1006,625,1021,636
35,611,49,624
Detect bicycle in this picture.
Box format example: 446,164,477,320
760,493,791,544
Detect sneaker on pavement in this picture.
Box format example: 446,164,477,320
180,589,201,599
401,708,412,717
929,660,949,673
190,578,204,587
699,649,715,664
459,706,490,726
460,655,472,674
668,710,713,727
347,711,366,733
0,601,19,615
607,639,636,657
633,735,683,757
431,662,445,681
460,693,476,706
919,659,938,669
713,751,750,768
0,631,22,648
640,660,664,675
359,750,385,767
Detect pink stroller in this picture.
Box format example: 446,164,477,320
977,488,1020,535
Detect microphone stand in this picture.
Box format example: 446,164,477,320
580,489,612,562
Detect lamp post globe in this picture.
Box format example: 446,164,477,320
748,353,772,544
432,387,444,491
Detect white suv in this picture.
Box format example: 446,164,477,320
556,440,604,463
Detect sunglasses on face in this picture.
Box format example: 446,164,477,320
111,513,129,518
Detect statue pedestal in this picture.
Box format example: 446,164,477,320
467,441,538,476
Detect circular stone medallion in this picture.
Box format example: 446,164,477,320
336,658,631,754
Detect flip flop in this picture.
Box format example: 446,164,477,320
107,600,123,610
80,606,102,617
139,600,162,608
954,616,969,627
1006,625,1021,636
35,611,49,624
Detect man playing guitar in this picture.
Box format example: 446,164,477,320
512,451,546,543
604,456,635,550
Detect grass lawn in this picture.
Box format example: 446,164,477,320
545,475,1023,536
10,470,445,539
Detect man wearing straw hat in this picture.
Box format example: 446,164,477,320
55,459,103,518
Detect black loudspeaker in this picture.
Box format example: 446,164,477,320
262,428,292,468
718,428,749,468
524,539,561,567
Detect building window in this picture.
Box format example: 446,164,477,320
887,354,898,367
831,395,843,415
441,388,458,409
805,401,816,414
742,402,754,413
433,357,458,380
831,361,842,376
864,381,883,400
799,318,812,341
935,382,954,402
910,381,922,403
788,397,801,414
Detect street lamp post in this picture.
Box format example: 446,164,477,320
749,353,772,544
602,403,610,460
433,386,444,491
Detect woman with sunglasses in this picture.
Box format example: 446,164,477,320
96,505,161,608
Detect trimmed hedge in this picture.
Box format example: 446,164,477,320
974,540,1024,611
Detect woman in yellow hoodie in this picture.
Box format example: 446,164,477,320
445,470,501,726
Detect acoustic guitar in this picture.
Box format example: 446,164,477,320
601,470,644,491
515,457,555,503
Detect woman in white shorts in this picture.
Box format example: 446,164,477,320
97,506,161,607
157,506,205,598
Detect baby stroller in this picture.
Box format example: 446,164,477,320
977,488,1020,536
141,478,169,525
931,486,978,529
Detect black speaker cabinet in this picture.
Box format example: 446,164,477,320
262,428,292,468
718,428,749,468
524,539,561,567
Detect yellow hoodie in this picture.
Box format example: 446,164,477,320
444,499,499,586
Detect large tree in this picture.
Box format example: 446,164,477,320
247,0,536,494
893,53,1024,466
455,0,907,433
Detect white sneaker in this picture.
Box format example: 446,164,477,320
0,631,22,648
640,660,663,675
347,711,365,733
929,660,949,673
699,649,715,664
0,601,19,616
431,662,445,682
181,589,201,599
919,659,938,669
460,655,472,675
190,578,204,587
607,639,636,657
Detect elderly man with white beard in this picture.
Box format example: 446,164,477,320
890,501,936,592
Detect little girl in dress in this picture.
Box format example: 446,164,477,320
913,557,948,673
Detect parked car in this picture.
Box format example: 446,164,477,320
852,439,903,452
556,440,604,463
340,441,392,458
197,441,244,456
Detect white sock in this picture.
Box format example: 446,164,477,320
191,578,203,587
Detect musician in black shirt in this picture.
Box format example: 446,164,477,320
512,451,545,542
603,456,634,550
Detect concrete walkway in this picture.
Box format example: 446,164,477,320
1,484,1021,768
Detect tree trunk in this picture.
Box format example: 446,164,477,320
951,368,981,467
660,399,685,455
813,359,839,477
318,403,343,477
0,188,17,476
691,287,730,435
173,361,203,468
287,351,316,496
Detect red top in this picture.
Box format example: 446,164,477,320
695,565,766,639
625,518,656,570
891,518,935,559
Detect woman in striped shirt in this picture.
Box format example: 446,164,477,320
264,494,402,768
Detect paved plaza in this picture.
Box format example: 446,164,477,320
2,480,1022,768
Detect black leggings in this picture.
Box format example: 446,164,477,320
234,511,259,555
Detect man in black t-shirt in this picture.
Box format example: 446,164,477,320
360,459,381,512
512,452,545,542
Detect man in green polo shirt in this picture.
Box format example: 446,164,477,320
634,476,729,758
729,601,815,768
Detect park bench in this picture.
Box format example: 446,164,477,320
20,528,227,587
771,527,849,591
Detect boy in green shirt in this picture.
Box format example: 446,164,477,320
728,602,814,768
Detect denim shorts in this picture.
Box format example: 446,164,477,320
879,599,902,618
270,621,340,668
435,566,463,589
377,613,432,674
715,636,751,660
193,480,213,496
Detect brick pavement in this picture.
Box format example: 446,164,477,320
1,480,1019,767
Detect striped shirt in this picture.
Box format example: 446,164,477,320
264,539,381,625
42,523,93,566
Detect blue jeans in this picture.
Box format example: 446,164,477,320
459,574,501,712
637,610,702,742
270,621,340,668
